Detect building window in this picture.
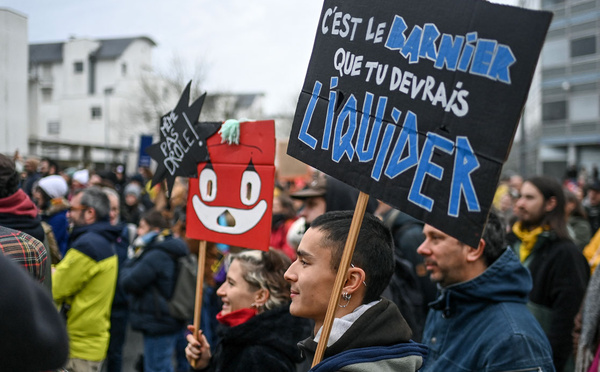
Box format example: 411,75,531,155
543,0,564,7
542,38,568,68
48,121,60,135
571,36,596,57
74,61,84,73
41,64,52,80
569,94,599,121
41,88,53,102
121,63,127,76
91,106,102,119
542,100,567,121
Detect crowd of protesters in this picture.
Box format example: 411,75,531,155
1,150,600,372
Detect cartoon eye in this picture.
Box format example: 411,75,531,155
199,167,217,202
240,170,261,206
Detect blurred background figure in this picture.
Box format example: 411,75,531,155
270,192,298,261
121,182,146,226
22,156,41,198
585,180,600,236
34,174,70,258
565,189,592,250
121,209,189,372
39,157,59,177
376,201,429,342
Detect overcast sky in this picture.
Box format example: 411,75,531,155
1,0,522,116
1,0,324,115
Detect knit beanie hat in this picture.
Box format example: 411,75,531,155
124,183,142,199
38,175,68,199
72,169,89,186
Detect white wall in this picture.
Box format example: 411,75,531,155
0,8,28,156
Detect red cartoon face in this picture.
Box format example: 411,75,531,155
186,120,275,251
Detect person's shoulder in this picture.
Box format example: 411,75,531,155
547,237,588,264
70,229,117,262
0,226,45,259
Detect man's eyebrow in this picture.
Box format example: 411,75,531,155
296,250,313,259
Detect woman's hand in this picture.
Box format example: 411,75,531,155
185,325,212,370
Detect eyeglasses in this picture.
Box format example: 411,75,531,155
69,205,89,212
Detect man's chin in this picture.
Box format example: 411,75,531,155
288,303,302,317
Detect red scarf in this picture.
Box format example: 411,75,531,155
216,308,257,327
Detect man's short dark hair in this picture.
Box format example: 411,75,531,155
141,209,170,230
0,154,20,198
41,157,59,174
310,211,394,304
79,187,110,222
481,210,506,267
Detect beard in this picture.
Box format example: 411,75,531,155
519,208,546,230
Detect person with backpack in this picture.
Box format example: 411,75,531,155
121,209,189,372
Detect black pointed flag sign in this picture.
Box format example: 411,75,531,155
287,0,552,247
145,82,221,194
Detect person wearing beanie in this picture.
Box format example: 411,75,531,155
121,182,145,225
34,175,70,259
71,169,89,192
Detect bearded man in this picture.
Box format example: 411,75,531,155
509,176,589,372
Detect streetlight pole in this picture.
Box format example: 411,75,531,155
104,87,114,170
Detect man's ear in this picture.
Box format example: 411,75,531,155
545,196,557,213
253,288,270,307
85,207,97,224
465,239,485,263
343,266,366,295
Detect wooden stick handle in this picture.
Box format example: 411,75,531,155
311,191,370,367
191,240,207,369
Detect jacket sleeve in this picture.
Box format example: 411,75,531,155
482,333,555,371
52,248,98,303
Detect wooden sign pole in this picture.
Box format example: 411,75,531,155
311,191,370,367
190,239,207,369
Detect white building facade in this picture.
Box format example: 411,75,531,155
28,36,158,169
0,8,28,157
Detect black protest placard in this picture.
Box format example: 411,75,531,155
287,0,552,247
145,82,221,194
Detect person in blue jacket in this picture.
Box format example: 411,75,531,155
33,174,70,258
121,209,189,372
417,211,555,371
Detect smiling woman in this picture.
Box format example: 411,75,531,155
185,249,312,372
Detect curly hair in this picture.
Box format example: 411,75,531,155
229,249,291,311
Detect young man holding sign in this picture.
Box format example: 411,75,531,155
417,211,555,371
284,210,427,371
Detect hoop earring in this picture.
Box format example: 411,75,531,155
339,292,351,308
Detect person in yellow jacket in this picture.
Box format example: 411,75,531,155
583,228,600,274
53,187,121,372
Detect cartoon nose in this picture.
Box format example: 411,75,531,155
218,210,236,227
